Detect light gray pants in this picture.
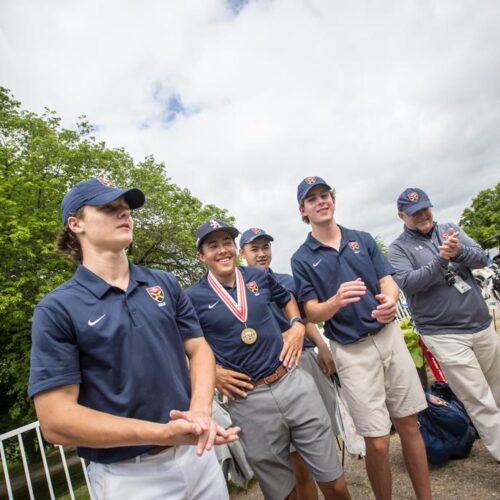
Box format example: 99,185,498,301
423,323,500,461
228,366,343,500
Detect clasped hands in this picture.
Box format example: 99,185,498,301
168,409,240,456
439,229,460,260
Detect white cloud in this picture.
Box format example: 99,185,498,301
1,0,499,273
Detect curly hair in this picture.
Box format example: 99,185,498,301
55,207,85,261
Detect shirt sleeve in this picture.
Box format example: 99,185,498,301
388,239,448,294
291,256,318,303
28,304,82,398
449,224,488,269
169,275,205,339
266,271,292,308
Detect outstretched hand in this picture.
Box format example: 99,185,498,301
169,409,240,455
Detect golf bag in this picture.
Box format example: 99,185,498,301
418,389,476,466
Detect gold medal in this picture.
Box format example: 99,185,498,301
241,327,258,345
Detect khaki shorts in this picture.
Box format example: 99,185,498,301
330,321,427,437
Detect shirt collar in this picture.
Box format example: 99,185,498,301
403,222,437,240
73,261,149,298
305,225,349,251
305,232,323,251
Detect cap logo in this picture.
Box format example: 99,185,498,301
407,191,419,202
97,177,115,188
251,228,262,234
304,176,316,184
146,285,165,304
209,219,221,229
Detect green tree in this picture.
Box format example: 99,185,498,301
374,235,388,257
459,183,500,249
0,87,232,432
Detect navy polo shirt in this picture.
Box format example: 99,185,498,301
186,266,292,381
291,226,394,345
29,262,203,464
269,270,314,349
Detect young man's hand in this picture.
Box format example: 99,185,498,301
169,409,240,455
332,278,366,309
214,365,253,400
317,343,336,375
280,322,305,368
371,294,397,323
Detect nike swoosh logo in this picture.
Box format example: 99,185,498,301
88,314,106,326
313,259,322,267
208,301,220,309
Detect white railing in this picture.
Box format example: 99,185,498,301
396,293,411,322
0,421,92,500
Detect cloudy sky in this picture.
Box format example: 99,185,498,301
1,0,499,272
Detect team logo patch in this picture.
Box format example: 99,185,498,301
428,394,448,407
209,219,221,229
146,285,165,303
304,176,316,184
348,241,360,253
407,191,419,202
97,177,115,188
246,281,259,295
251,228,262,234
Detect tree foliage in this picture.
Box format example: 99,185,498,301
374,235,388,257
0,87,232,431
459,183,500,249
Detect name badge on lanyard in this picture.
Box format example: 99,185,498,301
453,276,471,294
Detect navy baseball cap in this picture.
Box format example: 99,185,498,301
196,219,239,249
297,176,332,203
239,228,274,247
61,177,145,225
397,188,433,215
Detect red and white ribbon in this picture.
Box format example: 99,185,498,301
207,268,248,324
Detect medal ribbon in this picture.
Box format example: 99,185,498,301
207,268,248,324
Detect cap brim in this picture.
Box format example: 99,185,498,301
87,188,146,210
299,182,332,202
197,227,240,249
241,234,274,246
403,200,433,215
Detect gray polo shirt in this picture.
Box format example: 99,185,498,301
388,223,491,335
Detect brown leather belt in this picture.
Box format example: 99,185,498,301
147,445,173,456
252,365,288,387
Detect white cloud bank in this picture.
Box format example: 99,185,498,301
1,0,499,272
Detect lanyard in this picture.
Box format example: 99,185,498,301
207,268,248,324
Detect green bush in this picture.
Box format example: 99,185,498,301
400,318,424,368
